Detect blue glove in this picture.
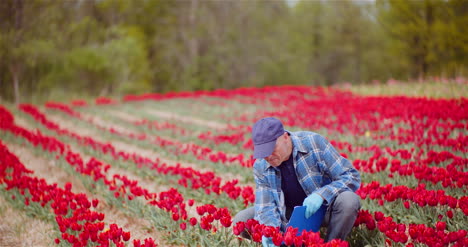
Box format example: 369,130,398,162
262,236,275,247
303,193,324,219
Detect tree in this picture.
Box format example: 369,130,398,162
0,0,25,104
376,0,468,79
432,0,468,77
290,0,382,85
0,0,67,103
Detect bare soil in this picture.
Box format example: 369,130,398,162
2,118,171,246
47,111,245,183
3,108,251,246
145,109,227,130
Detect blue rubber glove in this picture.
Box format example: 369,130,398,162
303,193,324,219
262,236,275,247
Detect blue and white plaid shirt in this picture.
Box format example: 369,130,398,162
253,131,361,230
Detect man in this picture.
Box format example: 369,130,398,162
233,117,361,247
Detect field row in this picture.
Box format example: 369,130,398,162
1,85,467,246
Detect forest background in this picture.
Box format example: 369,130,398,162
1,0,467,104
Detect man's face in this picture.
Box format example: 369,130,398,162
264,133,290,167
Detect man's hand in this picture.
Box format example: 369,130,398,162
262,236,275,247
303,193,324,218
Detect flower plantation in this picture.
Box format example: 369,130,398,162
0,85,467,247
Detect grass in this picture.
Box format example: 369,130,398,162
339,80,467,99
1,79,466,107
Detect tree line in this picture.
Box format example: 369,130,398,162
1,0,466,104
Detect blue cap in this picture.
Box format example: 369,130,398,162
252,117,285,159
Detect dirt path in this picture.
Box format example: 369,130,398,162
0,141,90,247
10,110,253,238
17,108,250,187
7,142,91,195
2,105,252,247
108,109,186,142
32,109,254,205
145,109,227,130
83,111,138,138
0,195,54,247
104,109,249,167
46,111,245,183
4,119,175,246
16,112,175,195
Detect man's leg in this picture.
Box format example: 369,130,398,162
322,191,361,242
232,207,255,239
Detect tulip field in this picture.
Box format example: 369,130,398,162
0,83,467,247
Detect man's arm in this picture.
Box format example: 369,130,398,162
253,162,282,228
313,134,361,204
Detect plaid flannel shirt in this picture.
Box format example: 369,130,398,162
253,130,361,230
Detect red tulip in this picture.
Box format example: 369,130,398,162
436,221,446,231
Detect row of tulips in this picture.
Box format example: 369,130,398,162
2,84,466,246
232,219,348,247
41,94,468,247
4,111,468,247
0,104,352,246
1,105,166,246
1,105,237,245
60,85,467,153
0,139,154,247
18,102,468,246
17,104,256,206
97,95,468,169
83,90,468,247
253,88,466,152
44,101,254,167
353,150,467,188
20,103,468,216
354,210,468,247
44,100,468,191
358,181,468,216
126,86,466,151
50,88,466,160
39,98,468,224
41,96,468,214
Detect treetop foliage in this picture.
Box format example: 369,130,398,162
0,0,466,103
